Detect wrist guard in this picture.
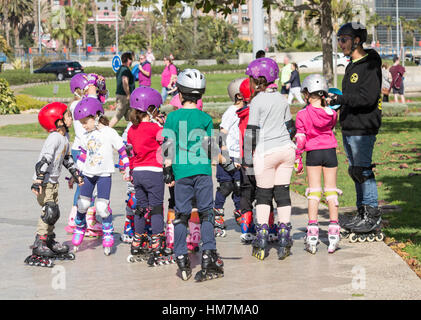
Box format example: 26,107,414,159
163,166,175,184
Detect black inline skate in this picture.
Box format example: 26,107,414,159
147,233,175,266
127,232,149,263
176,254,192,281
46,233,75,261
345,205,385,243
24,234,55,267
194,250,224,282
213,208,226,237
277,222,293,260
251,224,269,260
340,206,364,239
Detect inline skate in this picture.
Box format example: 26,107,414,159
268,211,278,243
340,206,364,239
165,209,175,254
85,208,103,238
72,219,86,252
46,233,75,261
213,208,226,237
233,209,242,226
277,222,293,260
24,234,55,267
120,214,135,243
187,210,201,253
346,206,384,243
328,222,341,253
305,223,319,254
239,210,256,244
176,254,192,281
147,233,175,266
127,232,149,263
102,222,114,256
194,250,224,282
65,206,77,234
251,224,269,260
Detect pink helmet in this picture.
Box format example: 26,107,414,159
70,73,89,94
169,93,203,110
86,73,106,91
245,57,279,83
130,86,162,112
73,97,104,120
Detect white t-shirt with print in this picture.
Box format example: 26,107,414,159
220,104,240,160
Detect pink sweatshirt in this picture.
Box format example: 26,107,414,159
161,64,177,87
295,104,338,152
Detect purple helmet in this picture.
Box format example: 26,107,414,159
73,97,104,120
130,86,163,112
70,73,89,94
245,57,279,83
86,73,107,91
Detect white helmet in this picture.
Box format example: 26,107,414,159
176,68,206,95
301,74,329,96
227,77,247,102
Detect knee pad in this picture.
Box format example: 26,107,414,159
305,188,323,202
199,209,215,226
41,202,60,225
149,205,163,217
173,212,190,228
217,181,233,198
96,198,110,218
273,185,291,207
77,195,91,214
232,180,241,197
135,205,148,218
348,166,375,184
324,188,343,207
256,187,273,206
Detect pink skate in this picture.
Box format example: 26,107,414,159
85,207,103,237
187,211,201,253
102,222,114,256
165,209,175,253
72,225,86,252
65,206,77,234
328,223,341,253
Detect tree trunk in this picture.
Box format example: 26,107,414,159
193,1,198,47
267,6,272,48
33,0,39,52
320,0,333,85
162,8,167,41
13,22,20,51
148,8,152,47
3,4,10,46
91,0,99,48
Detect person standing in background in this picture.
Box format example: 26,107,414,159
161,56,178,103
389,56,406,104
286,63,305,105
280,56,292,98
138,54,152,87
146,47,155,64
381,63,392,103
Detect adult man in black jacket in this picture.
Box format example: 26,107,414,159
327,22,383,238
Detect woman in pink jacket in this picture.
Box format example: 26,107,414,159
294,74,342,255
160,56,178,103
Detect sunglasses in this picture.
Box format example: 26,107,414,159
337,36,352,44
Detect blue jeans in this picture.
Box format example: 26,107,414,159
342,135,378,208
161,87,169,103
71,149,81,206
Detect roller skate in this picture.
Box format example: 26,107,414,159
213,208,226,237
46,233,75,261
240,210,256,244
102,222,114,256
120,214,135,243
277,222,293,260
127,233,149,263
305,223,319,254
340,206,364,239
72,218,86,252
347,206,385,243
85,208,103,238
176,254,192,281
147,233,175,266
166,209,175,254
65,206,77,234
328,222,341,253
194,250,224,282
268,211,278,243
251,224,269,260
24,234,55,268
233,209,242,226
187,210,201,252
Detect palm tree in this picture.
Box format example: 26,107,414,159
75,0,92,48
367,13,382,44
7,0,32,50
1,0,11,46
90,0,99,48
382,15,395,49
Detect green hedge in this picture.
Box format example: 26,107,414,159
0,69,56,86
0,79,19,115
15,94,45,111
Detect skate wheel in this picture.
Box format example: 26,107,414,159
358,235,366,243
181,270,192,281
67,253,76,260
104,247,111,256
341,231,350,239
349,233,358,243
375,233,385,242
127,255,135,263
220,230,227,237
366,234,375,242
73,246,79,253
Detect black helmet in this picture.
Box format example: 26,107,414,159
337,22,367,44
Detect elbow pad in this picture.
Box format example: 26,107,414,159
295,134,306,157
35,157,51,180
243,125,259,166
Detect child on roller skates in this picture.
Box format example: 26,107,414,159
295,74,342,254
66,73,108,237
26,102,84,267
126,86,174,266
243,57,296,261
162,69,224,282
212,78,245,238
72,97,130,256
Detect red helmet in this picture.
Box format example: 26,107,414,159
38,102,69,132
239,78,254,102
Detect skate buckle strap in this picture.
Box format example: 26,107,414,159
305,188,323,202
324,188,343,207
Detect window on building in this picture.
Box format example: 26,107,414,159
233,7,239,13
104,12,109,16
242,16,250,24
242,26,249,35
241,4,248,14
232,15,239,24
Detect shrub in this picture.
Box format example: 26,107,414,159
0,78,19,114
15,94,45,111
382,103,408,117
0,69,56,85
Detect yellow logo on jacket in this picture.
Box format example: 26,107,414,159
350,73,359,83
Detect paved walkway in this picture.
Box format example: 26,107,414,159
0,136,420,300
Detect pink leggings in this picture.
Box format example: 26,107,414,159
253,146,295,225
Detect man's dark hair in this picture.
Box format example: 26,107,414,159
256,50,266,59
393,55,399,63
121,52,133,64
